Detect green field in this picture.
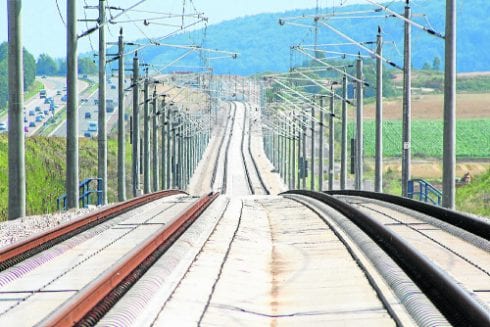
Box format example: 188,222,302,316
0,136,132,221
348,119,490,158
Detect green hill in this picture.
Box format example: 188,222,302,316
0,136,132,221
134,0,490,75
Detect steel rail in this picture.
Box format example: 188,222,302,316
40,192,219,327
326,190,490,241
221,102,237,193
245,103,270,195
0,190,185,271
210,102,232,190
240,105,254,195
282,190,489,326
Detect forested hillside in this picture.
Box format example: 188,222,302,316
134,0,490,75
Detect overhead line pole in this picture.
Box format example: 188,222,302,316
355,55,364,190
132,52,140,197
340,70,348,190
7,0,26,219
375,26,383,193
442,0,457,208
66,0,79,210
152,88,159,191
161,95,167,190
318,97,325,191
143,73,151,194
98,0,108,205
117,28,126,201
328,91,335,191
402,0,412,197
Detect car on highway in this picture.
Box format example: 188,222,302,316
29,121,36,128
61,95,67,102
88,121,98,132
24,126,28,133
56,90,62,96
39,89,47,99
85,112,92,119
35,116,43,122
83,131,92,138
43,110,49,115
29,110,35,116
35,106,41,112
111,84,116,90
24,116,27,123
0,123,7,132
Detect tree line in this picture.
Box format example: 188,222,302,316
0,43,97,110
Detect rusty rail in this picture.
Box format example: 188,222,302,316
0,190,185,270
40,192,219,327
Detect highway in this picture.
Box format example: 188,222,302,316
50,78,127,138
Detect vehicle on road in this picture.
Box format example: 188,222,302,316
24,126,28,133
35,116,43,122
29,121,36,127
43,110,49,115
85,112,92,119
83,131,92,138
56,90,62,96
88,121,97,132
39,89,47,99
61,95,67,102
111,84,116,90
29,110,35,116
0,123,6,132
35,106,41,112
24,116,27,123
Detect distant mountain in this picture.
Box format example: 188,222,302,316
134,0,490,75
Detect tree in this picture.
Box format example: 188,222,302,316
78,56,97,75
23,48,36,89
432,56,441,71
422,62,431,70
36,53,58,76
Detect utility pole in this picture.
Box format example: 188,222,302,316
318,97,325,191
152,88,159,191
355,55,364,190
166,105,172,188
143,74,150,194
98,0,108,204
340,70,347,190
117,28,126,201
328,92,335,191
310,106,315,190
66,0,79,209
375,26,383,193
161,95,167,190
302,111,307,189
402,0,412,197
132,52,140,197
7,0,26,219
443,0,456,208
292,114,297,189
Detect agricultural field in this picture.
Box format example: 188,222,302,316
348,119,490,158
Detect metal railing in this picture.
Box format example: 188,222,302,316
57,178,104,210
407,179,442,206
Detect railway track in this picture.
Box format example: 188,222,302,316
284,190,490,326
1,96,488,326
0,192,219,326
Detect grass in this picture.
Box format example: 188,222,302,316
349,119,490,158
456,169,490,217
0,135,133,221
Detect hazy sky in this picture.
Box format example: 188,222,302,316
0,0,367,58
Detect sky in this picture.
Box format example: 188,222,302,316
0,0,366,58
